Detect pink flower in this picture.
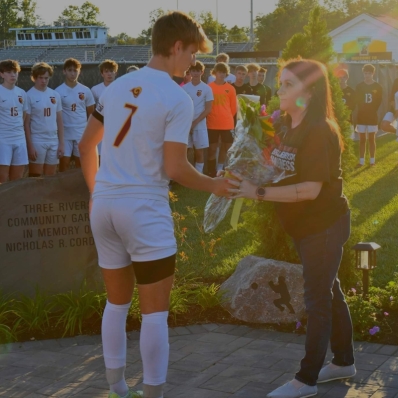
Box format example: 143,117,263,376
271,110,281,120
390,296,394,301
296,321,302,329
351,288,356,293
384,312,389,316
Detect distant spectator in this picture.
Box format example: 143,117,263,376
232,65,251,95
355,64,382,167
257,67,272,106
126,65,139,73
207,53,236,84
179,69,192,87
246,63,267,106
206,62,237,176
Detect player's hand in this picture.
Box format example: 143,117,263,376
28,145,37,161
226,171,257,200
57,144,65,159
211,176,239,197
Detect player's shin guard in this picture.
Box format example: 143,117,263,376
140,311,169,397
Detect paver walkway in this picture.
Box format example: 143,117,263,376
1,324,398,397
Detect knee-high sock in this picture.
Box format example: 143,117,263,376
102,300,130,395
140,311,169,387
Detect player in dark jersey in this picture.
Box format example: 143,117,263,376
246,63,267,105
258,67,272,106
232,65,251,95
355,64,382,166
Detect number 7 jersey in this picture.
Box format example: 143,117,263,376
92,66,193,202
0,85,28,144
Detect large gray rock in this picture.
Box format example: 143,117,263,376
0,170,101,297
220,255,305,324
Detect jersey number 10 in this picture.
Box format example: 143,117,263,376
44,108,51,117
113,104,138,147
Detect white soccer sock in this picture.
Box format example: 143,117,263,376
359,158,365,165
195,162,204,173
102,300,130,395
140,311,169,389
370,157,375,164
217,163,224,172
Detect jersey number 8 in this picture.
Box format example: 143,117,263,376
113,104,138,147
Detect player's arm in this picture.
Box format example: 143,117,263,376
56,111,65,158
164,142,232,197
24,113,37,161
230,89,237,116
192,100,213,129
79,115,103,195
86,104,94,119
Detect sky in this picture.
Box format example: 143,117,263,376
35,0,277,37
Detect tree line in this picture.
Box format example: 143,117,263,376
1,0,397,48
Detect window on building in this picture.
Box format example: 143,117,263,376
84,31,91,38
64,32,73,39
35,33,43,40
76,32,84,39
43,33,52,40
25,34,32,40
55,32,64,39
17,34,25,40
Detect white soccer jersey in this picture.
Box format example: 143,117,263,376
183,81,214,130
93,66,193,202
207,74,236,84
91,82,107,104
26,87,62,141
55,83,95,140
0,85,28,144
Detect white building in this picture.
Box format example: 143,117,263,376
329,14,398,62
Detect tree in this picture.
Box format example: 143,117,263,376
228,25,249,42
197,11,228,41
282,7,335,64
111,32,137,45
136,8,165,45
55,1,105,26
18,0,38,27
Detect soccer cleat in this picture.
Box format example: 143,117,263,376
108,390,143,398
317,363,356,383
266,381,317,398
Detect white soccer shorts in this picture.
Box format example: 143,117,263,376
0,142,28,166
355,125,378,133
188,128,209,149
30,141,59,165
64,139,80,157
90,197,177,268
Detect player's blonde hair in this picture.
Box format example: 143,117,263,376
246,63,261,73
216,53,229,63
31,62,54,81
63,58,81,70
211,62,230,76
152,11,213,57
99,59,118,73
0,59,21,73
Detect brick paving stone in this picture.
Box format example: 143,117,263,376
376,345,398,356
1,323,398,397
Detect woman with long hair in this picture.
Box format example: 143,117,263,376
229,59,355,398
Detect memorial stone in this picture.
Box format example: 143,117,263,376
0,170,102,297
220,255,306,324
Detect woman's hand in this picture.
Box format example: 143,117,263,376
225,171,258,200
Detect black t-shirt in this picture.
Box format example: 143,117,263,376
271,120,348,239
264,84,272,106
355,81,383,125
342,86,356,122
248,83,267,105
232,83,252,95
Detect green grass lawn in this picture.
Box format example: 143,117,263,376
172,133,398,288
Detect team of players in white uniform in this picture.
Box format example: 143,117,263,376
0,58,139,183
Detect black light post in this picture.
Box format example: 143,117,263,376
352,242,381,299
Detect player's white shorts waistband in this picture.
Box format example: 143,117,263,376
90,196,176,269
30,141,59,165
188,128,209,149
355,125,378,133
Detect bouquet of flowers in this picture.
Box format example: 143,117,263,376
203,94,293,233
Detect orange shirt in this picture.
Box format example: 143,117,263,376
206,82,237,130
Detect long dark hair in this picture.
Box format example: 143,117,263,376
279,58,344,151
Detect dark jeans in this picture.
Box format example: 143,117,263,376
293,210,354,386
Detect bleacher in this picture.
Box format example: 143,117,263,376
0,42,255,64
0,47,47,64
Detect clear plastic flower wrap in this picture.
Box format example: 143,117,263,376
203,94,294,233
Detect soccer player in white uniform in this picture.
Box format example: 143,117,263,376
55,58,95,172
91,60,118,156
0,59,28,183
182,61,213,173
78,11,233,398
25,62,64,176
